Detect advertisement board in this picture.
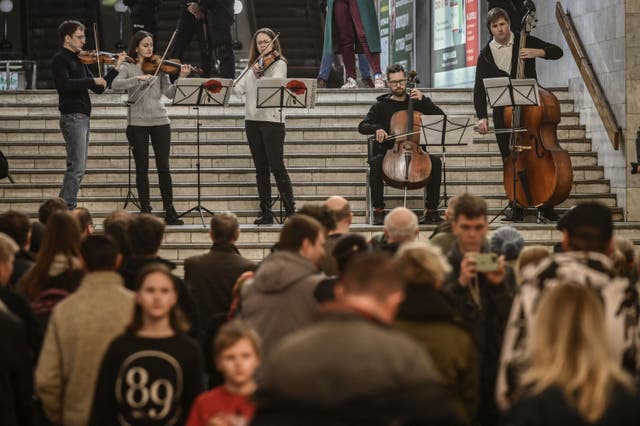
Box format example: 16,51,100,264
378,0,415,71
432,0,480,87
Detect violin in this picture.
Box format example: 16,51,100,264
252,51,280,78
77,50,135,65
502,0,573,209
141,55,203,75
381,71,432,190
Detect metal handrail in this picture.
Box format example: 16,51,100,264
555,2,622,150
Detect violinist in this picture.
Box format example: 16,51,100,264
358,64,444,226
474,7,563,222
52,20,126,210
234,28,296,224
112,31,191,225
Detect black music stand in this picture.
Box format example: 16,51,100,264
173,78,233,226
482,77,540,223
255,78,317,223
420,114,472,208
122,144,141,210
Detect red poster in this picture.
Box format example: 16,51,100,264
465,0,479,66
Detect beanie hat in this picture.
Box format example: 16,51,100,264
490,226,525,261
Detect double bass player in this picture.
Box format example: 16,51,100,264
474,7,563,222
358,64,444,226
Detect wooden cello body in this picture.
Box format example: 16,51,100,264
503,2,573,208
382,71,432,190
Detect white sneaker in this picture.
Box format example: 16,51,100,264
374,73,385,88
341,77,358,89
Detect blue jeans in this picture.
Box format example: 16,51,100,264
59,113,90,209
317,53,371,81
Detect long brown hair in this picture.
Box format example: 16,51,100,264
248,28,286,65
22,211,82,301
127,30,153,61
126,263,189,334
522,283,633,422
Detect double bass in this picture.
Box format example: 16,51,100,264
382,71,432,190
503,1,573,209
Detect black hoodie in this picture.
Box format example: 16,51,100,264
358,93,444,154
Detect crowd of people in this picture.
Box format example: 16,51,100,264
1,193,639,426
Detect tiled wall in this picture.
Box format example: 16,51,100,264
532,0,632,217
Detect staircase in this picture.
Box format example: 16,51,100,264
27,0,101,89
251,0,324,78
0,87,636,275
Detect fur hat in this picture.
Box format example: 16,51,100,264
490,226,525,261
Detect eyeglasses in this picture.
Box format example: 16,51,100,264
256,40,271,46
388,79,407,86
73,35,86,40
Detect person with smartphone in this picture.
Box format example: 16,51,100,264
443,192,516,426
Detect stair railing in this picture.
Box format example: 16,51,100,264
555,1,622,150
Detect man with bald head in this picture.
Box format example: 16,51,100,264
373,207,419,254
320,196,354,275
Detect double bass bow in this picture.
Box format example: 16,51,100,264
502,0,573,209
381,71,432,190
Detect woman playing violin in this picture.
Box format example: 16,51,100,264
234,28,296,224
112,30,191,225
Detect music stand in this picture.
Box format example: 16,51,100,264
173,78,233,226
255,78,317,223
482,77,540,223
420,114,472,208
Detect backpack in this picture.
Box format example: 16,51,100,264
496,252,640,410
0,150,14,183
31,288,70,331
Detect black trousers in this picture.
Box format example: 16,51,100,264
171,8,212,77
206,7,235,78
369,152,442,210
492,106,511,160
245,120,295,213
126,124,174,210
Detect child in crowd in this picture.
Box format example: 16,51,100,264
89,263,203,426
186,321,260,426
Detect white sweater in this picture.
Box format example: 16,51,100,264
234,59,287,123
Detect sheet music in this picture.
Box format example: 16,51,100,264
483,77,512,107
256,78,317,109
511,78,540,106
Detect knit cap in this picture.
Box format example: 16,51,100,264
490,226,525,261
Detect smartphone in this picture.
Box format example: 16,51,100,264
475,253,499,272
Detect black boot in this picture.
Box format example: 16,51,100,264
140,203,152,214
281,193,296,218
164,205,184,225
254,203,274,225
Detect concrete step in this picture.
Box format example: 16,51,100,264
4,151,600,170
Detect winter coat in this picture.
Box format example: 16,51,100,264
322,0,381,56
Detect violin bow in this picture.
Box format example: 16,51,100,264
232,32,280,87
92,22,103,79
127,30,178,106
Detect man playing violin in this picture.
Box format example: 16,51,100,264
52,20,126,209
358,64,444,226
474,7,563,222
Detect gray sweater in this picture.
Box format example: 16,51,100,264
112,62,177,126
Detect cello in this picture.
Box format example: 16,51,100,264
503,1,573,210
382,71,432,190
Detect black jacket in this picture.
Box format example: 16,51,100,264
0,310,33,426
473,33,563,120
358,93,444,155
502,385,640,426
52,48,119,116
9,248,34,287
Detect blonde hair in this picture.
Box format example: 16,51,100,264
523,283,633,422
515,245,550,280
0,232,18,263
395,241,451,288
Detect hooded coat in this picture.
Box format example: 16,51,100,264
322,0,381,56
241,250,324,360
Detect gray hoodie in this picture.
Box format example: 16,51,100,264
241,250,324,360
111,62,177,127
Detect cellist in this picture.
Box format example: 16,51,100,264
474,7,563,222
358,64,444,226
